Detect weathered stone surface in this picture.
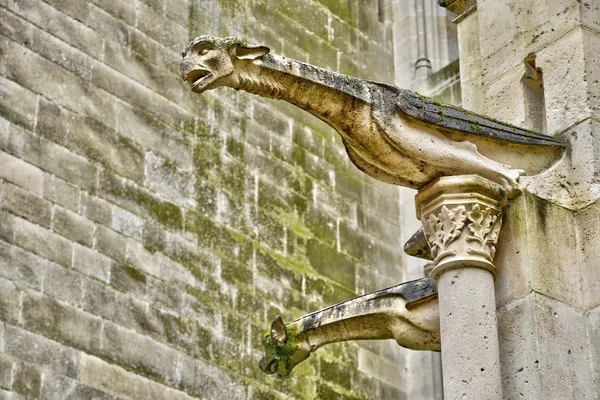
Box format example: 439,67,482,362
43,174,79,212
3,325,80,378
52,206,94,247
0,239,44,290
111,206,143,241
21,291,102,353
12,361,41,398
1,183,51,227
0,151,43,196
42,261,84,307
498,293,595,399
0,278,20,324
2,213,73,268
79,353,149,398
99,322,179,385
577,199,600,309
73,244,111,282
40,375,115,400
0,0,459,398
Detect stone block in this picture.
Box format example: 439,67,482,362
3,214,72,268
581,0,600,31
135,1,188,51
110,262,147,297
588,305,600,397
99,322,179,385
306,238,356,290
4,40,112,124
1,183,51,227
21,291,102,353
0,119,8,150
0,278,20,324
0,76,36,131
101,171,182,231
36,97,68,146
0,354,12,390
497,294,541,399
577,200,600,309
90,60,189,132
494,194,532,307
73,244,111,282
115,102,192,171
94,225,126,262
6,0,102,58
146,276,183,312
3,324,79,378
87,4,130,47
148,383,197,400
79,353,149,398
481,64,528,130
125,238,162,277
89,0,136,25
42,261,84,307
0,151,43,196
0,240,43,290
478,0,582,84
40,375,114,400
80,192,112,226
43,174,79,212
533,294,594,399
498,293,595,399
67,115,145,184
52,206,94,247
537,28,592,134
112,206,143,241
523,194,582,308
145,153,195,208
177,353,246,399
112,295,162,340
82,278,117,320
12,361,41,398
8,124,98,192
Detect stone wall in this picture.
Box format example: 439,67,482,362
0,0,434,398
444,1,600,398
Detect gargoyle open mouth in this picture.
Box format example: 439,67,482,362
187,68,211,89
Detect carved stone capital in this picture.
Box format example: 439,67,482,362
415,175,506,282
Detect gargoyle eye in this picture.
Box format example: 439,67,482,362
200,48,210,56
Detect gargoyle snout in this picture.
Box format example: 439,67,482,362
179,57,196,82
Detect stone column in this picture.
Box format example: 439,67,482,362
415,175,505,400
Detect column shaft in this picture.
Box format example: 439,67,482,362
437,267,501,399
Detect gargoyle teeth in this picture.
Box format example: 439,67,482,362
187,69,211,88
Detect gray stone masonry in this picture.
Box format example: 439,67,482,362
0,0,428,399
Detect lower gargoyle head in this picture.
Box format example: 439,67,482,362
180,35,270,93
258,316,311,377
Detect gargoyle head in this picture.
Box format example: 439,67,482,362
180,35,270,93
258,316,311,377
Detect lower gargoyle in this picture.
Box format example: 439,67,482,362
258,277,440,377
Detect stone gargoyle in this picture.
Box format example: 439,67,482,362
257,277,440,377
180,35,565,193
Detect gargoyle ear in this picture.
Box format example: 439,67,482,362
270,315,287,345
235,43,270,60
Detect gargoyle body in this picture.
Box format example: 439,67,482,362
180,36,565,192
258,277,440,377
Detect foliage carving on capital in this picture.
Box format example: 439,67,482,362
466,204,503,261
422,205,467,263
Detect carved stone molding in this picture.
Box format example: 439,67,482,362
415,175,506,282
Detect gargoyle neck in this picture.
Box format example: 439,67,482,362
235,54,377,116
